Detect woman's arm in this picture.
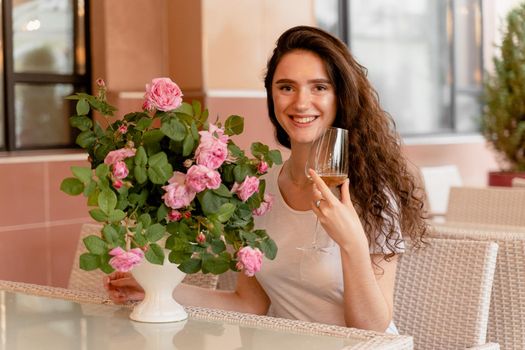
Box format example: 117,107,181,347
309,169,397,332
104,270,271,315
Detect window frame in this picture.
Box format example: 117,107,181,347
1,0,91,151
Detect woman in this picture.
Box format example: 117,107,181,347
105,25,427,333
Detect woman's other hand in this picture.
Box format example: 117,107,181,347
103,272,145,304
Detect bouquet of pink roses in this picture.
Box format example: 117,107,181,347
61,78,281,277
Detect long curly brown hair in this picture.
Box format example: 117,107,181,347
264,26,427,254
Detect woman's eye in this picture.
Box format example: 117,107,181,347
278,85,293,92
314,85,328,91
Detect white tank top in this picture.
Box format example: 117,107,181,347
254,163,403,333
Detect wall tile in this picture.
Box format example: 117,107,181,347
0,163,46,227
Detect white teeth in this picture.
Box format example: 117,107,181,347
293,116,316,124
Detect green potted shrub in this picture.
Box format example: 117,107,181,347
482,2,525,186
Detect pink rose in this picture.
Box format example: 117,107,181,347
112,179,123,189
104,148,136,165
118,124,128,134
142,99,154,112
144,77,183,112
112,160,129,180
109,247,144,272
196,232,206,244
257,161,268,174
167,210,182,222
162,172,196,209
185,165,221,193
236,246,263,277
231,176,260,202
252,193,274,216
96,78,106,88
195,124,229,170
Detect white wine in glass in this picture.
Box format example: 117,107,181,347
300,126,349,252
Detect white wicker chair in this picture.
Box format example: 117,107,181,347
394,237,499,350
68,224,219,295
431,222,525,350
445,186,525,227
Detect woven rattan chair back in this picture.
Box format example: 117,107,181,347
445,186,525,227
432,223,525,350
68,224,218,295
394,237,498,350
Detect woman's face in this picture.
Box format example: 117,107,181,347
271,49,337,146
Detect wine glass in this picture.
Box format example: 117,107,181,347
299,126,349,253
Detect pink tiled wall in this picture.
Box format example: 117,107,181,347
0,158,94,287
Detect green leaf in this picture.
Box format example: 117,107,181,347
134,146,148,166
250,142,269,158
76,130,97,149
79,253,99,271
71,166,92,184
178,258,202,274
268,150,283,165
98,190,118,214
60,177,84,195
210,239,226,254
197,190,228,216
233,164,252,183
169,250,192,264
212,184,233,198
136,117,153,131
145,244,164,265
157,204,169,222
83,235,107,254
69,115,93,131
175,102,193,116
89,208,108,222
216,203,236,223
146,223,165,242
182,133,194,157
148,152,173,184
83,180,97,197
143,129,165,145
102,225,119,246
139,213,152,228
258,238,278,260
95,163,110,179
202,254,230,274
161,119,186,141
134,232,148,247
192,100,202,117
76,98,90,115
134,166,148,184
108,209,126,223
224,115,244,136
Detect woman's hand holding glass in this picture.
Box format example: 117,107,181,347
308,169,369,252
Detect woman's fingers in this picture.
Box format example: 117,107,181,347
340,178,351,206
307,169,337,203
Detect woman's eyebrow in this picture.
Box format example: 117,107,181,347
274,78,332,84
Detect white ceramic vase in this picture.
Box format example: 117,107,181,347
130,251,188,323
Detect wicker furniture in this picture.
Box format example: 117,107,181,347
0,280,414,350
393,237,499,350
445,186,525,227
68,224,219,294
431,222,525,350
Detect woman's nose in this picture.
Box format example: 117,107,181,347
293,88,311,111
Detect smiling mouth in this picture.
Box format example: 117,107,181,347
291,116,317,124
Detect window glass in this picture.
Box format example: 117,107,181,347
454,0,483,132
15,83,74,148
315,0,340,37
349,0,451,134
12,0,74,74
